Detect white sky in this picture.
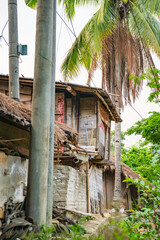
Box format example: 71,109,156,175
0,0,159,147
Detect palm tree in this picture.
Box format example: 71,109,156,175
60,0,160,202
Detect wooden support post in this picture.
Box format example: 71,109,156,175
86,162,90,213
128,187,132,210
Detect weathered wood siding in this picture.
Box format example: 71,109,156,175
104,170,135,210
66,98,72,127
98,101,111,159
78,97,97,147
55,93,65,123
98,119,106,158
89,165,104,213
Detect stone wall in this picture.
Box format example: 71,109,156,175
0,151,28,208
53,165,87,212
89,165,104,213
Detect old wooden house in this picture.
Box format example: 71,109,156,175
0,93,78,222
0,75,138,215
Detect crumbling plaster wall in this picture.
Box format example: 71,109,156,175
53,165,87,212
89,165,104,213
0,151,28,207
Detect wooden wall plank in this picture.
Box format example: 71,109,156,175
79,97,97,147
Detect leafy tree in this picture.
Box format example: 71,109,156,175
124,68,160,181
126,112,160,145
111,129,160,181
130,67,160,104
122,178,160,240
121,144,160,182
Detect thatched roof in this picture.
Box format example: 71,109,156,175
105,157,140,180
120,162,140,179
0,92,78,146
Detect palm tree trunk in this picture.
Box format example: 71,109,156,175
114,115,122,201
113,26,122,202
26,0,53,227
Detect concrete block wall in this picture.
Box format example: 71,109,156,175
66,166,87,212
53,165,87,212
53,166,70,207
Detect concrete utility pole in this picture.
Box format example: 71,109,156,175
8,0,19,101
46,0,57,226
27,0,53,227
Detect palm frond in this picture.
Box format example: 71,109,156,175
87,54,98,85
25,0,37,9
61,5,117,81
136,0,160,17
61,0,159,107
128,1,160,56
58,0,100,19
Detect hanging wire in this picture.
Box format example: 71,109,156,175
64,12,74,44
0,20,9,46
0,20,23,64
57,5,64,55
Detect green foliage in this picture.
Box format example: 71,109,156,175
25,0,37,9
96,179,160,240
121,178,160,240
60,224,86,240
25,225,56,240
124,68,160,182
121,144,160,182
24,183,160,240
111,130,125,156
25,217,89,240
61,0,160,81
129,67,160,104
126,111,160,145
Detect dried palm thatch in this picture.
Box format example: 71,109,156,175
102,23,153,108
0,92,31,121
0,93,78,146
106,157,140,180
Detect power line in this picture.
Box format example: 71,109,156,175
56,11,75,37
56,5,64,55
56,10,144,119
64,13,74,44
0,20,23,64
0,20,9,46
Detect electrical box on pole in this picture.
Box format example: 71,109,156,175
18,44,28,56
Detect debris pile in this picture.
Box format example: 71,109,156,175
0,198,32,240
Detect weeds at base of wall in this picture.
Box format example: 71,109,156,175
25,178,160,240
24,219,129,240
24,217,90,240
